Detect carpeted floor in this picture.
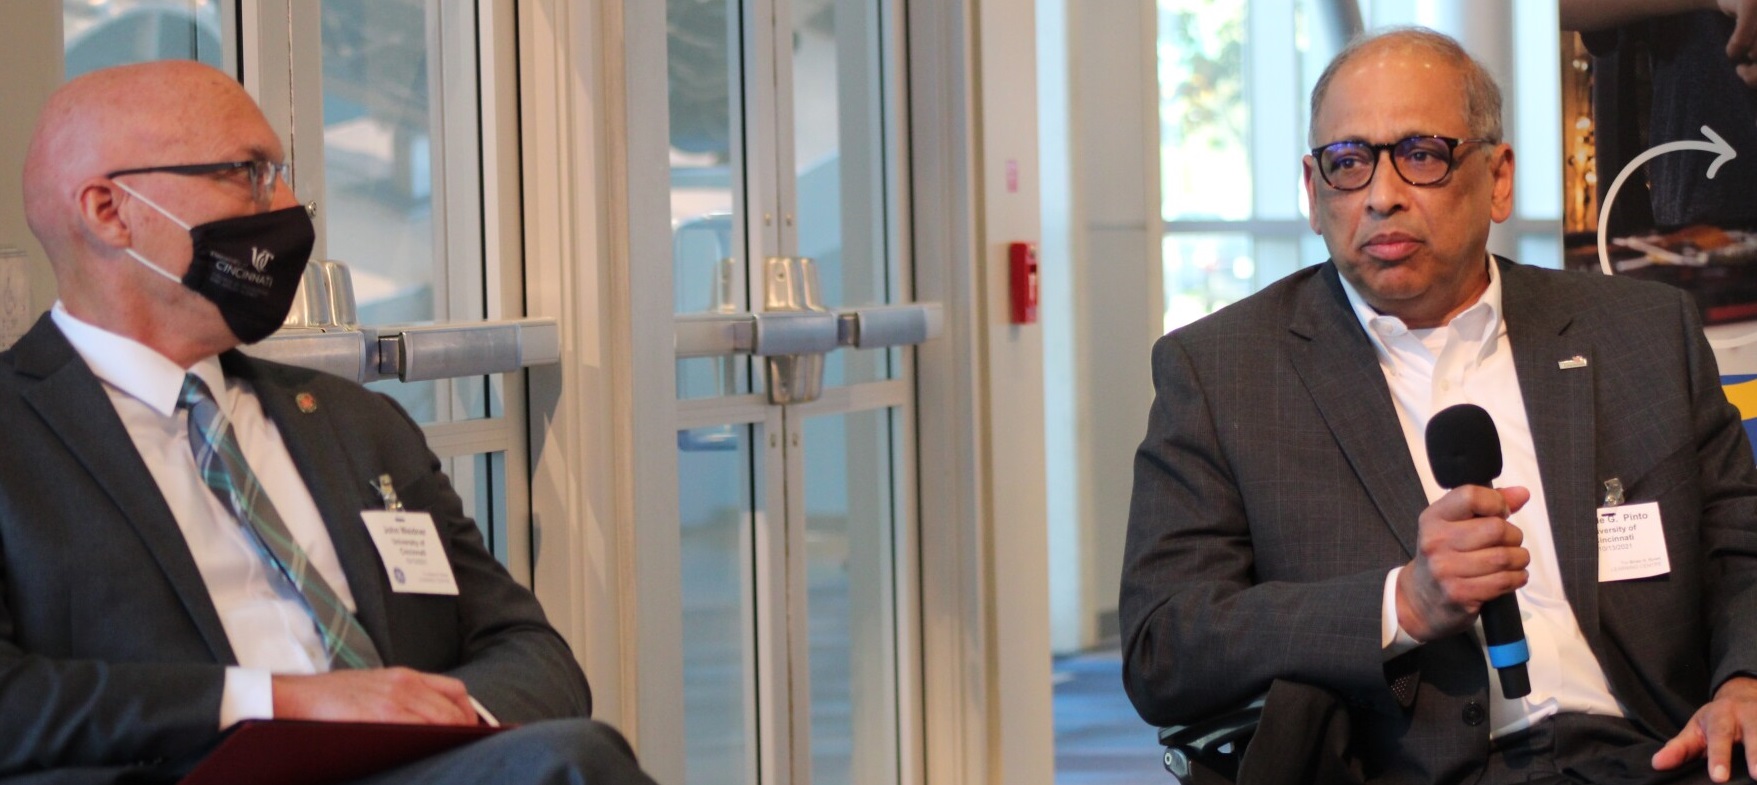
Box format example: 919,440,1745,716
1053,648,1168,784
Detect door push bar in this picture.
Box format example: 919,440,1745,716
243,259,561,384
673,257,944,405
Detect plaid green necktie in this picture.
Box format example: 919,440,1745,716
178,374,383,670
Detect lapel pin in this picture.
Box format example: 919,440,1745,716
295,392,318,413
1558,355,1588,370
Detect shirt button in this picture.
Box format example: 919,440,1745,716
1462,701,1486,726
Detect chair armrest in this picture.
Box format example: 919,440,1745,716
1157,694,1266,781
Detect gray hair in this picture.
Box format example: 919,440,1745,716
1307,26,1503,146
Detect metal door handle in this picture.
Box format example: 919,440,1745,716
244,260,561,383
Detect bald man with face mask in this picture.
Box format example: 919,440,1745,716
4,61,655,784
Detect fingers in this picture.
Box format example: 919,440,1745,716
271,668,478,725
1737,62,1757,89
1650,722,1703,772
1727,0,1757,64
1419,487,1530,580
387,669,475,725
1398,486,1532,641
1704,707,1739,782
1652,678,1757,781
1498,485,1532,514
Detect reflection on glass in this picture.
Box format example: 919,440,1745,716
675,212,752,399
1163,233,1255,333
1158,0,1251,221
442,452,507,566
1519,233,1563,271
63,0,224,78
803,409,898,785
679,424,759,785
669,0,740,311
792,0,893,388
669,0,753,400
321,0,485,422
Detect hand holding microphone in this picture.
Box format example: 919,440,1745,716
1398,403,1533,699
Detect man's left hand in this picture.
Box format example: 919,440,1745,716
1653,676,1757,782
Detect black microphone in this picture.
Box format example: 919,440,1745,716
1425,403,1531,700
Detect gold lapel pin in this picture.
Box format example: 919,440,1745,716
295,392,318,413
1558,355,1588,370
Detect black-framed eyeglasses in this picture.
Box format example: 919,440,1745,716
106,160,293,204
1310,135,1494,191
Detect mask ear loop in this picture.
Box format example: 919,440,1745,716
111,180,193,230
112,179,192,284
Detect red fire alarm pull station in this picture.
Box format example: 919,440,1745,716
1009,242,1038,324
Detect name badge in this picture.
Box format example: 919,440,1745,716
1595,501,1670,582
362,511,460,595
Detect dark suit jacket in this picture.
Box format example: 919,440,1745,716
0,315,591,782
1121,258,1757,784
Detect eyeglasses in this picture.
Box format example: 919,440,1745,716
1310,135,1493,191
106,159,293,204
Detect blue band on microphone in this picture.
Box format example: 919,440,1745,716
1487,640,1529,668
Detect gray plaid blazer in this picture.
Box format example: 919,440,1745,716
1121,257,1757,784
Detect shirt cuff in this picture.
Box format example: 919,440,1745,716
1381,566,1421,658
221,667,275,730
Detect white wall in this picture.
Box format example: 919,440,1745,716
1043,0,1161,654
0,2,62,347
979,0,1056,780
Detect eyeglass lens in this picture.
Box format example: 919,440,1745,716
1319,137,1458,190
251,161,292,201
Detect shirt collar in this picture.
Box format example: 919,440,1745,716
1338,254,1503,353
51,303,228,418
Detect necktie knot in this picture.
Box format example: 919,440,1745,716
178,373,214,413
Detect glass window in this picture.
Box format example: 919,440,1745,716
1158,0,1250,222
444,451,507,561
803,408,899,785
63,0,224,78
1162,232,1253,332
320,0,490,423
678,423,760,785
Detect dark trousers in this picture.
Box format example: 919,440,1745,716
348,719,659,785
1479,714,1734,785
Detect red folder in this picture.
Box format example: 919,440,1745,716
178,719,503,785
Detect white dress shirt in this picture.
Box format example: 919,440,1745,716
51,305,360,729
1341,260,1627,737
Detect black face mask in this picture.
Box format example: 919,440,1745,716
120,184,316,344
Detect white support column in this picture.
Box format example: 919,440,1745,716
1066,0,1161,651
518,4,683,784
977,0,1053,781
910,0,991,779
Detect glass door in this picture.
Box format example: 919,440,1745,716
667,0,925,782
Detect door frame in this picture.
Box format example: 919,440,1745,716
517,1,1052,784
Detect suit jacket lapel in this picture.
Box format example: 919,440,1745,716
1287,265,1430,557
224,353,394,656
1499,260,1602,638
12,315,237,663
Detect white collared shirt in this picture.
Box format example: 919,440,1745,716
51,305,359,729
1344,260,1626,736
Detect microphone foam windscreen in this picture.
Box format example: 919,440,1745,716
1425,403,1503,489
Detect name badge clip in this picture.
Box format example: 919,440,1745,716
375,473,403,512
